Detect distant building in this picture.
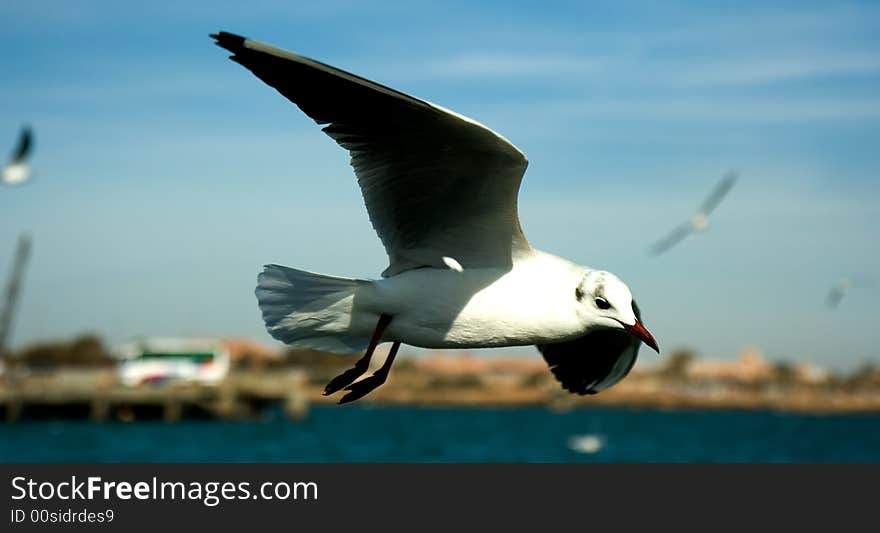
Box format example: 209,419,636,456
793,362,830,385
220,338,281,367
686,348,776,383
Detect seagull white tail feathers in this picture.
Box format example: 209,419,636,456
256,265,371,353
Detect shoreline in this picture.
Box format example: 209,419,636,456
304,385,880,415
3,363,880,422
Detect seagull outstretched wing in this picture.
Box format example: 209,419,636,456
10,126,32,164
649,221,693,256
212,32,532,277
698,172,737,216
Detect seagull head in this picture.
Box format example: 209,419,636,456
576,270,659,353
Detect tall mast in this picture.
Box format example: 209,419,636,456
0,234,32,357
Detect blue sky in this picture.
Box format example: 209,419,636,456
1,0,878,370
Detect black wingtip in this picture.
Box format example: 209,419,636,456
211,31,247,52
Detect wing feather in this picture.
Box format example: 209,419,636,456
11,126,32,164
649,222,692,255
698,172,737,216
212,32,531,276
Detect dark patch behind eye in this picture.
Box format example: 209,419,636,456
575,286,585,301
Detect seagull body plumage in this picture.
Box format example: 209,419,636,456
273,251,603,349
213,32,658,402
1,126,33,186
1,163,31,186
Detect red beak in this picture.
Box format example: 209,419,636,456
623,320,659,353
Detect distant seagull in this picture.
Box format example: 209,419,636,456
567,434,605,454
649,172,737,255
826,276,873,309
1,126,34,186
212,32,659,404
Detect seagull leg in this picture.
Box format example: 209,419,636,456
339,341,401,404
323,314,392,396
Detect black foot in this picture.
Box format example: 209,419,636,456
338,373,389,404
323,365,368,396
324,314,393,396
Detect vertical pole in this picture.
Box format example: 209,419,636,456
0,234,31,358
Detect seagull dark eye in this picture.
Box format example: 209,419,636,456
594,297,611,310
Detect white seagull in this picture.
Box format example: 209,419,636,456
649,172,737,255
212,32,659,403
1,126,34,186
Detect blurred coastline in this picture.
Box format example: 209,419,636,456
2,334,879,423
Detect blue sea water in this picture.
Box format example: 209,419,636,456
2,406,879,462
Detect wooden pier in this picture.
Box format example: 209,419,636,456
0,368,309,422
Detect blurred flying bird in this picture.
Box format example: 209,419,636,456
826,276,873,309
826,279,850,309
1,126,34,186
212,32,659,404
649,172,737,255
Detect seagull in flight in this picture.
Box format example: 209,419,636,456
212,32,659,403
826,276,873,309
649,172,737,255
1,126,34,186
